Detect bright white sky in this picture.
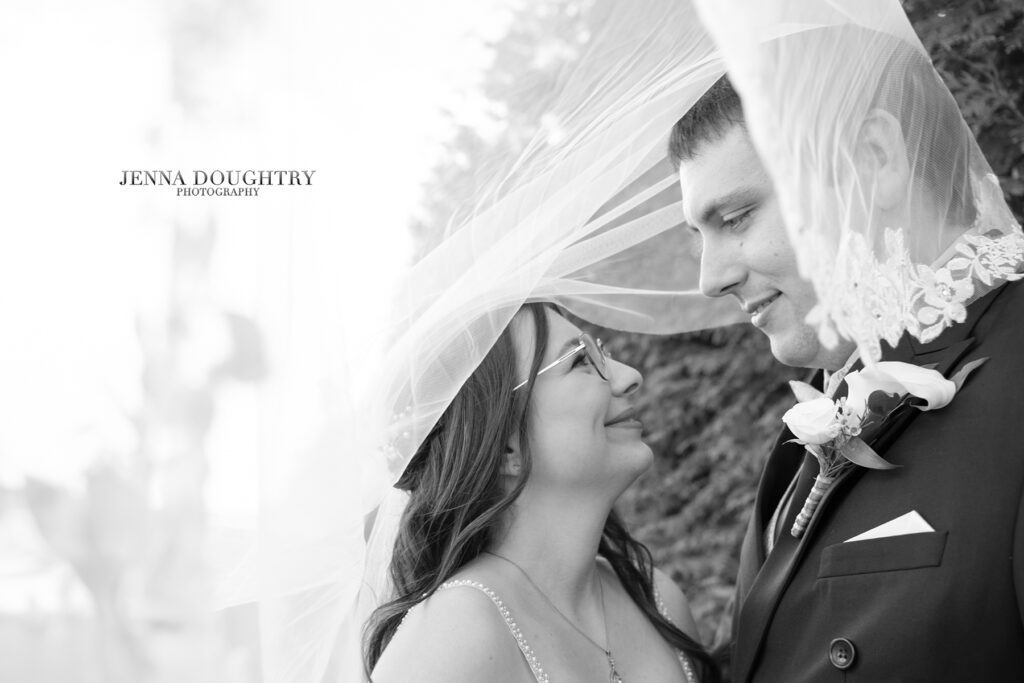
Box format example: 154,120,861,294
0,0,512,610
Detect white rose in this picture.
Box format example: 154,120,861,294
782,396,841,444
846,361,955,418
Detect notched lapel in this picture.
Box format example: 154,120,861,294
737,370,824,591
869,337,976,455
733,433,805,632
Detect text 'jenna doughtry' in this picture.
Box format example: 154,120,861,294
119,170,316,197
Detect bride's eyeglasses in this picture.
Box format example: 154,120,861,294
513,333,609,391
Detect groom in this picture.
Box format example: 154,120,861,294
669,76,1024,680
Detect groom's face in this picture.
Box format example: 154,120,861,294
677,124,854,370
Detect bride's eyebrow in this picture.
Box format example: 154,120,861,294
548,336,582,363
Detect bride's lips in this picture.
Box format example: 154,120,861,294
605,407,642,429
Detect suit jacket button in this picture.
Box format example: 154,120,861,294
829,638,856,670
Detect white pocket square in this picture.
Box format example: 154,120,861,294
844,510,935,543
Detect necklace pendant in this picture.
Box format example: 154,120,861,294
606,652,623,683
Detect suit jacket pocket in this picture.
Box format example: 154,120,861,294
818,531,948,578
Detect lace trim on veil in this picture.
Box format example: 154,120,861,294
808,174,1024,361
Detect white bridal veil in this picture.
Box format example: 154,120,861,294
697,0,1024,361
217,3,737,680
214,2,737,679
215,1,1024,681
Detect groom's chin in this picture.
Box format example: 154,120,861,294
767,339,808,368
766,326,855,371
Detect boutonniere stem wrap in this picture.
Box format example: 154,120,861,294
782,358,987,538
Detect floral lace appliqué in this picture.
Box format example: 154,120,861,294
807,175,1024,361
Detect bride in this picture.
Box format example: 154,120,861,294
223,3,753,681
365,303,718,682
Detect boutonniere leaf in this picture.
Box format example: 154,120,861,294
788,380,825,403
839,436,898,471
949,356,988,392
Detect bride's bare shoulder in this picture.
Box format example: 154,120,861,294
653,567,702,643
371,581,530,683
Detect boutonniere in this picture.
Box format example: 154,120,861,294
782,358,987,538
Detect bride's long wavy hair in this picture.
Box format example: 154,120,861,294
363,303,720,682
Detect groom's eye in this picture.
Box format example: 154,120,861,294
721,206,754,232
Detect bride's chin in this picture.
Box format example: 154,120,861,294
637,443,655,474
616,442,654,485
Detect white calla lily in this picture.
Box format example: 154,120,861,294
845,361,955,419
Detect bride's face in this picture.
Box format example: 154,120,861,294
511,309,651,497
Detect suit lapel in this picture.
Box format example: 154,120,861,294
734,370,824,606
733,284,1009,683
867,281,1007,455
732,452,861,682
732,435,804,642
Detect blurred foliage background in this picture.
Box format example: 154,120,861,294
411,0,1024,649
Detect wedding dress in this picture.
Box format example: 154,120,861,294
403,579,701,683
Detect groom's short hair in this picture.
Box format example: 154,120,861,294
668,32,976,227
668,76,744,168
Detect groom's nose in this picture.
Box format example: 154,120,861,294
699,238,746,298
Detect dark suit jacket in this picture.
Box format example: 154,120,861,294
731,279,1024,682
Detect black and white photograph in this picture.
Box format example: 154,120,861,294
2,1,1023,681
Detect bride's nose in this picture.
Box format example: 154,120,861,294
607,358,642,396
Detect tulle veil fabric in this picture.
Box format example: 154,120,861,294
696,0,1024,361
211,1,1024,681
214,3,738,680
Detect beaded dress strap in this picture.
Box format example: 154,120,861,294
439,579,549,683
653,584,700,683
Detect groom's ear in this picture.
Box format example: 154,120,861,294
854,108,910,211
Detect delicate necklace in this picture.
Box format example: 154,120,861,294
485,551,624,683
